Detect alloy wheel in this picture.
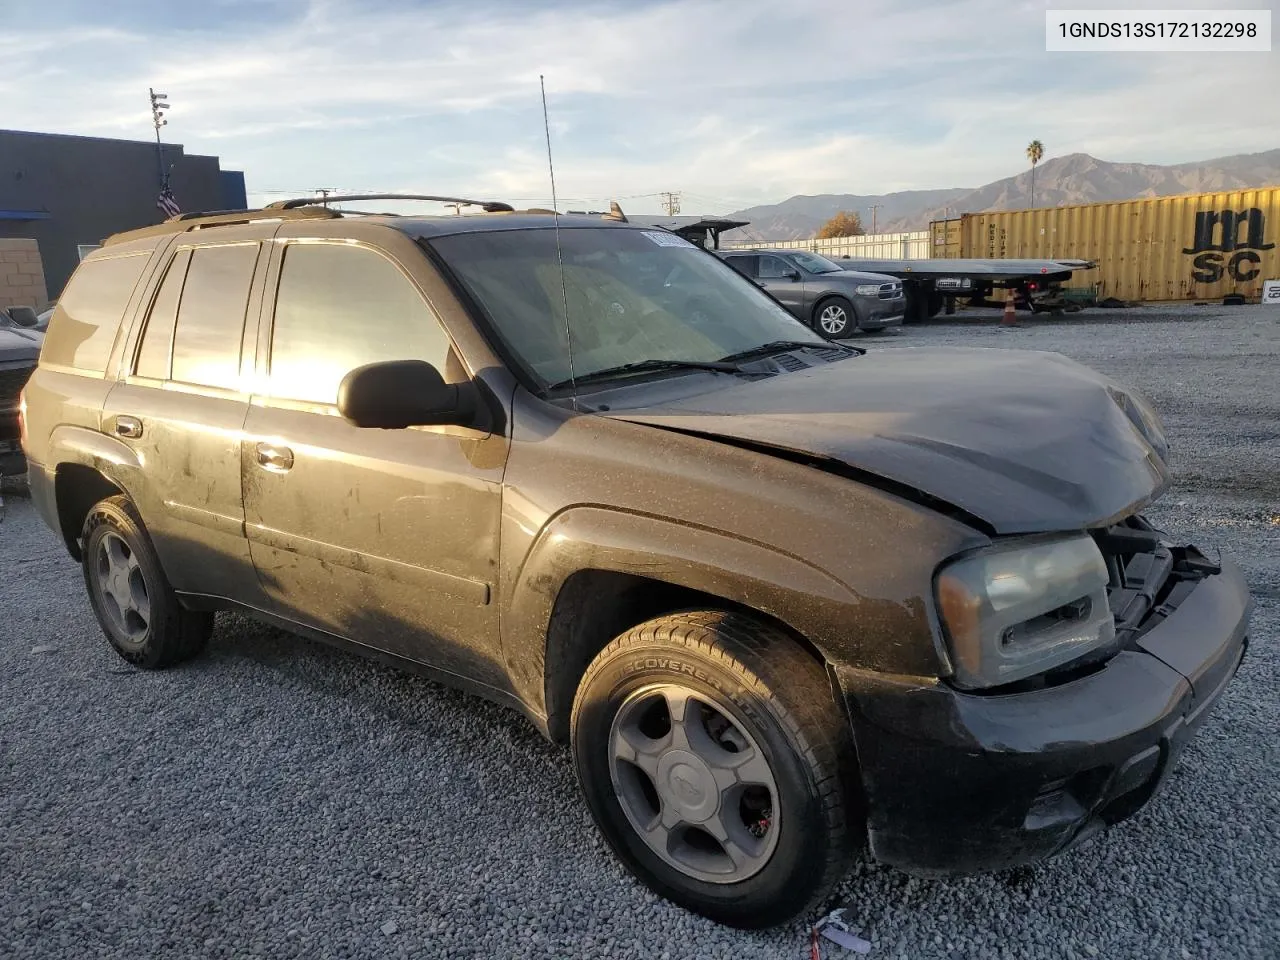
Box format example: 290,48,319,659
819,304,850,336
92,532,151,643
609,684,780,884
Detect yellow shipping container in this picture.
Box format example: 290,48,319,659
930,218,962,258
930,186,1280,301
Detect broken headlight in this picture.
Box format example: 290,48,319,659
935,535,1115,689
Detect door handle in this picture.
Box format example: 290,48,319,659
113,415,143,439
255,442,294,472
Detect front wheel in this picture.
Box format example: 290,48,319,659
813,297,856,339
571,611,858,928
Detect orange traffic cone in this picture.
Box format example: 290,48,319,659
1001,290,1019,327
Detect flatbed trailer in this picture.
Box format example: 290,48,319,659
833,256,1097,320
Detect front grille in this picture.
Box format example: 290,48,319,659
0,364,34,412
1092,515,1219,643
878,282,903,300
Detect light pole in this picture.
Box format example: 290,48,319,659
149,88,170,189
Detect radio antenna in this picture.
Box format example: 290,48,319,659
541,75,578,410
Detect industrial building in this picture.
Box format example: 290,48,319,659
0,129,246,307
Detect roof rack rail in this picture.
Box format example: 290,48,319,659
265,193,515,213
102,205,339,246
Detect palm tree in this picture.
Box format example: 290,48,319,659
1026,140,1045,208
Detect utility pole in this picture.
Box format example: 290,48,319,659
314,187,337,208
659,191,682,216
868,204,882,235
148,88,170,189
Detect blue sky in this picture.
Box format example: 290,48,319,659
3,0,1276,215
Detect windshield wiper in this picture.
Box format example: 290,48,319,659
716,340,841,363
546,358,743,391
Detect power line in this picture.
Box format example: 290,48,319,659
659,191,682,216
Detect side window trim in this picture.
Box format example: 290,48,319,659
129,248,191,381
104,247,170,381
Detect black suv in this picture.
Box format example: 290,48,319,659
20,195,1252,928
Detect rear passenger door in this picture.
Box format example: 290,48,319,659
241,236,507,687
105,231,268,605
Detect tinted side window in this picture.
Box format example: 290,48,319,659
170,244,259,390
268,243,451,405
758,256,793,279
723,255,756,278
41,253,149,373
134,250,191,380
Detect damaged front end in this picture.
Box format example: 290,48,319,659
835,513,1252,877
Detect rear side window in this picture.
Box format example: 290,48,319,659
133,250,191,380
170,244,259,390
267,243,451,405
41,253,149,373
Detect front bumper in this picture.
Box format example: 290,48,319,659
859,296,906,329
836,557,1252,875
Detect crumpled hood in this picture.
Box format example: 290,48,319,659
608,347,1170,534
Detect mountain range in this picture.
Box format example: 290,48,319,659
721,149,1280,241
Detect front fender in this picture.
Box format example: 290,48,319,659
501,505,931,717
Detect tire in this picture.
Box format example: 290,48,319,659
813,297,855,339
81,495,213,669
571,611,857,928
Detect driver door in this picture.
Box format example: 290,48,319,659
756,255,805,318
241,237,508,687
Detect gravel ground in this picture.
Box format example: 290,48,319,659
2,305,1277,959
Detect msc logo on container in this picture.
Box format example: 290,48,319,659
1184,208,1275,284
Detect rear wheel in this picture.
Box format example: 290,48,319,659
571,611,857,928
813,297,855,339
82,495,213,668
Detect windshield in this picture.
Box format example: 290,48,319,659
431,227,826,388
789,251,845,274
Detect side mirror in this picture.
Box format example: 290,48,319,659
787,270,802,282
6,306,38,327
338,360,475,429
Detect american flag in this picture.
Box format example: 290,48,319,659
156,187,181,218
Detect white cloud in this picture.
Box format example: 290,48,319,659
3,0,1275,214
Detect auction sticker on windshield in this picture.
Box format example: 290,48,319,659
642,231,697,248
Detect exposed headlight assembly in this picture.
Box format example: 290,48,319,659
853,284,882,295
935,535,1115,689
